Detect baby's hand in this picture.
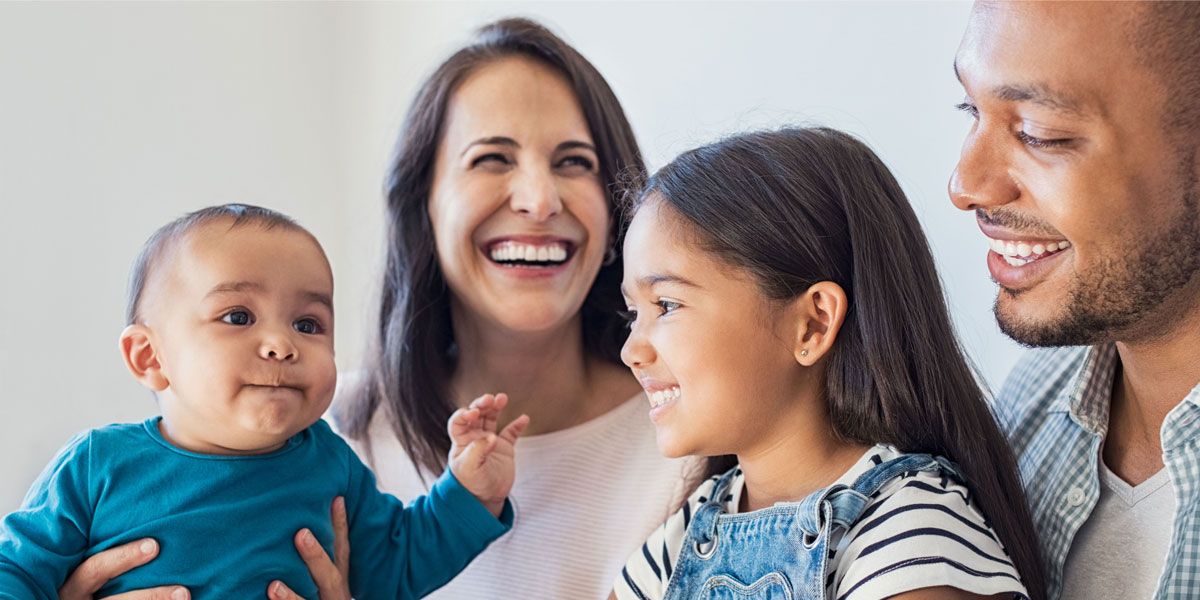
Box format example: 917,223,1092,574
447,393,530,519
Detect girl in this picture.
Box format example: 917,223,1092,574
612,128,1044,600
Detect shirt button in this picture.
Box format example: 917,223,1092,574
1067,487,1086,507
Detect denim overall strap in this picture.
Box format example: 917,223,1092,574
823,453,964,533
687,467,741,548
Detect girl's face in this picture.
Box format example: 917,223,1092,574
620,200,809,459
427,56,610,338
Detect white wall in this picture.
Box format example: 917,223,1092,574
1,1,1023,512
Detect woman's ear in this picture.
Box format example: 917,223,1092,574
119,325,169,391
790,281,848,366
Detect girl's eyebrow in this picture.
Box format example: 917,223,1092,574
637,273,701,289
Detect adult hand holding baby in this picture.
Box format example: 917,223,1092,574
57,538,188,600
447,393,531,518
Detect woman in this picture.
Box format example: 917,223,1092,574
57,17,688,600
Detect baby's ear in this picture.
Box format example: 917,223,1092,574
119,325,168,391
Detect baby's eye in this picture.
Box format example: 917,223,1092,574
294,318,321,335
222,310,253,326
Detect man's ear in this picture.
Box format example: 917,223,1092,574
789,281,848,366
120,325,168,391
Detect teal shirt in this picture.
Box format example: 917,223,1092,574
0,417,512,599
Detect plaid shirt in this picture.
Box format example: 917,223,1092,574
996,344,1200,600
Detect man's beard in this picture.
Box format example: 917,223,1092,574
997,152,1200,347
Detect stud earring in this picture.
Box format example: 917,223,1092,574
800,349,809,357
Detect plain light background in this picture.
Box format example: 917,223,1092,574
0,1,1022,512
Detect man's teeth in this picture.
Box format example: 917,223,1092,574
648,387,681,408
489,242,568,263
987,237,1070,266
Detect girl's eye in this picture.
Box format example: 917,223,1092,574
655,300,682,315
294,318,321,335
954,101,979,119
1015,130,1072,149
616,308,637,329
222,310,252,326
557,155,595,171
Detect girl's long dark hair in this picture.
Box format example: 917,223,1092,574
334,18,645,476
638,128,1045,599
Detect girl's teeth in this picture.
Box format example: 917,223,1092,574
649,387,681,408
1033,244,1045,255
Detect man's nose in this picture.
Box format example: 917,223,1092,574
948,127,1021,212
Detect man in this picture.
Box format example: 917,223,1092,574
950,2,1200,599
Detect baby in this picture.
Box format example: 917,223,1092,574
0,204,529,599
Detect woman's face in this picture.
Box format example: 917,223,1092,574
428,56,610,339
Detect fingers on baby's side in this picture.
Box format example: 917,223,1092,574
59,538,176,599
268,580,303,600
499,414,531,444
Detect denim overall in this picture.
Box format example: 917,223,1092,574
663,453,963,600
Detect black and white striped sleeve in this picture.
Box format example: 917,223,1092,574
830,473,1028,599
612,477,718,600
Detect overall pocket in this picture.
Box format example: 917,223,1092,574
697,571,794,600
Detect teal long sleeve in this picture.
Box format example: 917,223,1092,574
0,418,510,600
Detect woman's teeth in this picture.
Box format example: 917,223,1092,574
649,387,680,408
489,242,568,264
987,237,1071,266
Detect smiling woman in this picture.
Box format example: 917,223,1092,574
326,18,690,600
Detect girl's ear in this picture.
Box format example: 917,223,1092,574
790,281,848,366
119,325,169,391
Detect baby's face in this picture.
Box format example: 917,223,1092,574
143,221,336,454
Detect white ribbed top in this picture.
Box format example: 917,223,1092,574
336,392,692,599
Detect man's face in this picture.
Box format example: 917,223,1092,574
143,221,337,454
950,1,1200,346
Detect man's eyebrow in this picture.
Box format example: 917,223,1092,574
992,83,1089,117
461,136,518,157
953,59,1090,117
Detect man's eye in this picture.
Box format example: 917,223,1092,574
222,310,252,326
294,319,320,335
954,101,979,119
1016,130,1072,149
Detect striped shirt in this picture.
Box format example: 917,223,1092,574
614,445,1027,600
995,344,1200,600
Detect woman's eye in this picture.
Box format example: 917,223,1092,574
472,153,511,168
294,318,321,335
222,310,252,326
557,155,595,170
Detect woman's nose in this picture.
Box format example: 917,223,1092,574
508,168,563,221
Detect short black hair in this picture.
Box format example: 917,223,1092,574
1132,3,1200,144
126,204,307,325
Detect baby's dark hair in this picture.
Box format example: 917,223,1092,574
126,204,307,325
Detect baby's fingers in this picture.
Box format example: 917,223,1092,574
499,414,530,445
461,433,499,468
448,407,481,439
